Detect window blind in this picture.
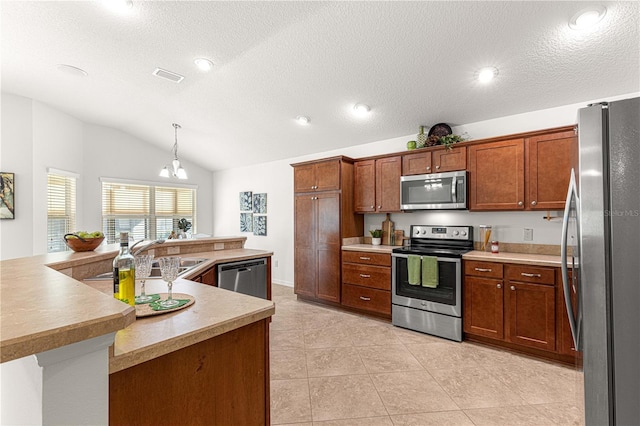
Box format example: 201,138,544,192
101,181,196,243
47,173,77,253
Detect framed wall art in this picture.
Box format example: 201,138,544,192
253,215,267,236
252,193,267,214
240,212,253,232
0,172,15,220
239,191,252,212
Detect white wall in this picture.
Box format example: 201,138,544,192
0,93,214,260
212,92,639,287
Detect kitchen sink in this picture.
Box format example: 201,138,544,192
84,257,207,280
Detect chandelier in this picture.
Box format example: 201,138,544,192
159,123,188,179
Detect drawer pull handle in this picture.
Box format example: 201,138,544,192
475,268,492,272
521,273,542,278
359,296,371,301
359,257,371,260
359,274,371,278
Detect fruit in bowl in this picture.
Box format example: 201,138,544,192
64,231,105,252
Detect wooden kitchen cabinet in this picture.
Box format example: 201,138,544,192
505,264,556,352
341,250,391,317
468,126,576,211
463,261,505,339
353,156,401,213
526,129,577,210
402,146,467,176
468,138,526,210
292,157,363,305
294,158,341,193
464,261,559,355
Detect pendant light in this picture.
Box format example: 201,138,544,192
159,123,188,179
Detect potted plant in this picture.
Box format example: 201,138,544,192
369,229,382,246
177,218,192,238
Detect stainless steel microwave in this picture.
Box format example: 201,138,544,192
400,170,467,210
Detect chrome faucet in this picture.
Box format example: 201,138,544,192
130,239,165,256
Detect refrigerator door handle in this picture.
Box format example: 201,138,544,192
561,169,579,349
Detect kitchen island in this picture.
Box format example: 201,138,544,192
0,237,275,425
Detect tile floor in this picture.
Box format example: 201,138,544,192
270,284,585,426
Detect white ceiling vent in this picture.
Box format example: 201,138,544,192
152,68,184,83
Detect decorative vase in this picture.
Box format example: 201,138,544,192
416,126,427,148
371,237,382,246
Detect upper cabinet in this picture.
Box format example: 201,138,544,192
526,129,577,210
402,146,467,176
468,127,576,211
354,156,402,213
294,159,341,193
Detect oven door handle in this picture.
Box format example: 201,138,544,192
392,253,461,263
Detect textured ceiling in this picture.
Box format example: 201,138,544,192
2,1,639,172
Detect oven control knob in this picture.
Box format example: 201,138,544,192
452,230,459,236
421,230,427,235
460,231,467,237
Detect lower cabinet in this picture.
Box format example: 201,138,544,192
464,260,565,359
341,251,391,317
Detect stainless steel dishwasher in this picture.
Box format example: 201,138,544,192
217,258,268,299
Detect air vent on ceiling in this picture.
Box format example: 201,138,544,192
152,68,185,83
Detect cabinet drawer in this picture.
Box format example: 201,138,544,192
342,284,391,315
343,251,391,266
505,265,555,285
342,264,390,290
465,261,504,279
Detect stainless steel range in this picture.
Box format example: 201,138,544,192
392,225,474,342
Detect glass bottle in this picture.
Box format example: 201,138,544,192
113,232,135,306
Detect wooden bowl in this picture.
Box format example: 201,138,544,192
64,234,105,252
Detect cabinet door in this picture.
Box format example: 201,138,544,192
402,151,432,175
315,160,341,192
432,146,467,172
354,160,376,212
527,130,577,210
293,163,317,193
315,192,341,302
200,267,217,286
375,156,402,212
294,194,316,298
505,281,556,351
463,276,504,339
469,139,525,210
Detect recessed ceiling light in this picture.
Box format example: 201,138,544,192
103,0,133,14
194,58,214,72
353,103,371,116
477,67,498,83
296,116,311,125
569,6,607,30
56,64,88,77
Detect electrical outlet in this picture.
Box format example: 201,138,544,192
274,260,279,268
214,243,224,250
167,246,180,255
524,228,533,241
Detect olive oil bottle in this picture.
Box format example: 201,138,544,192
113,232,135,306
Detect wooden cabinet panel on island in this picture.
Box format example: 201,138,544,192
354,156,401,213
292,157,363,305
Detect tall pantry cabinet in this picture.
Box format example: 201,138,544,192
292,157,363,303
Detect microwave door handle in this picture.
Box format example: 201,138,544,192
451,175,457,202
561,169,579,349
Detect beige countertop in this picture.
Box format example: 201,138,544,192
341,244,397,254
463,250,566,267
1,238,275,369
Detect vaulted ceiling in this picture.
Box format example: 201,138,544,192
2,1,639,171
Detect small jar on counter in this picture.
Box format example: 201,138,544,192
491,241,499,254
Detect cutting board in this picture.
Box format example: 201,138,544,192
382,213,394,245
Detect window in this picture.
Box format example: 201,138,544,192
101,178,196,243
47,169,78,253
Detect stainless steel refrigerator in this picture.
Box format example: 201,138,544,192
562,97,639,425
